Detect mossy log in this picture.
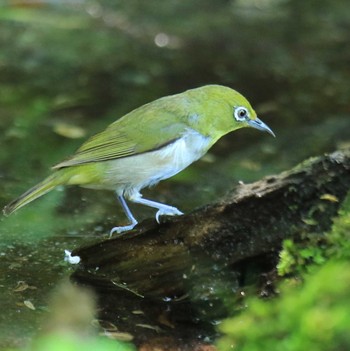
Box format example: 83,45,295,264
72,149,350,300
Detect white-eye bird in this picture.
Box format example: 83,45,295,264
3,85,275,234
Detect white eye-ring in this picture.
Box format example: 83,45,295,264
234,106,249,122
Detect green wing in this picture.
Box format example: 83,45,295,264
53,98,190,169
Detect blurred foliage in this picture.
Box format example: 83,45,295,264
26,334,134,351
1,0,349,129
217,192,350,350
3,281,136,351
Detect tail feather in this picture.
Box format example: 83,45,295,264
3,174,61,216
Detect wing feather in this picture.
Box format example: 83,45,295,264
53,98,190,169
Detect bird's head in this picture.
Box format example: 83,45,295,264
231,100,275,137
188,85,275,138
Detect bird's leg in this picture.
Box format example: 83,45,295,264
110,195,138,236
128,192,183,223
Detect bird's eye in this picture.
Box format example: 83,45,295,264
234,107,249,122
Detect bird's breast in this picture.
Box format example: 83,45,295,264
98,129,212,193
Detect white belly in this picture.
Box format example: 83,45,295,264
99,129,211,196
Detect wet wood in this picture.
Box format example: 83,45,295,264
72,149,350,299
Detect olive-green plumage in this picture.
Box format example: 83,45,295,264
3,85,274,234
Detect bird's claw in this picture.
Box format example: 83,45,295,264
110,223,137,236
155,207,183,223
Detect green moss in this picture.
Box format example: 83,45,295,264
277,238,327,276
218,192,350,350
277,191,350,277
218,261,350,351
326,193,350,259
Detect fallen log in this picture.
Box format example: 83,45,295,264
71,149,350,343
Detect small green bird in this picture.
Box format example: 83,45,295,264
3,85,274,234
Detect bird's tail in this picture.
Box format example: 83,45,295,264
3,172,66,216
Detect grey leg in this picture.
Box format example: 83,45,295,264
110,195,138,236
129,192,183,223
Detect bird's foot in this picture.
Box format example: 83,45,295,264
155,206,183,223
110,221,137,236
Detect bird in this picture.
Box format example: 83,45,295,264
3,85,275,235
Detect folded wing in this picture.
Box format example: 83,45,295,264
53,100,189,169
